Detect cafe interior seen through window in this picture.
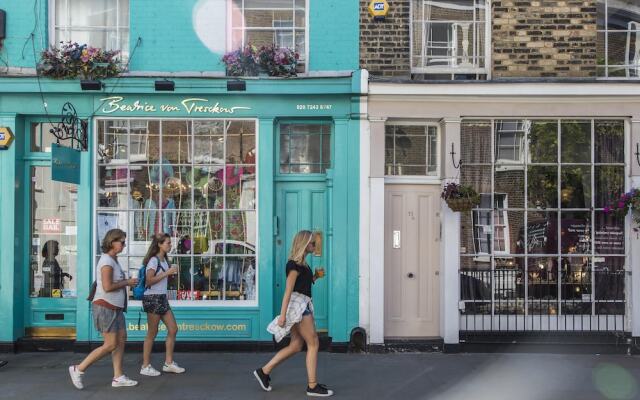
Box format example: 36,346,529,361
459,119,626,317
96,119,257,302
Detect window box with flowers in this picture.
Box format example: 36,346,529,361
441,181,481,212
37,42,123,80
604,188,640,232
222,44,299,77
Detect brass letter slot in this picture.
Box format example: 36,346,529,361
45,313,64,321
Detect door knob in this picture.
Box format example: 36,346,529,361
407,272,414,278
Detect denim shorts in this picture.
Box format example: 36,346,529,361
302,303,312,316
92,303,125,333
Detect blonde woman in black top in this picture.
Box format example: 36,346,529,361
254,230,333,397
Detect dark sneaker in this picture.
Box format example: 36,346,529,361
253,368,272,392
307,383,334,397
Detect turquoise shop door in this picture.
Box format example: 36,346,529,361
274,182,329,331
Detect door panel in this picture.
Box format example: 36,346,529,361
275,182,328,330
384,185,440,338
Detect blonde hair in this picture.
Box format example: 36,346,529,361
288,230,313,265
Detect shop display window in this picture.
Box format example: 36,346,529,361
96,119,257,303
459,119,627,318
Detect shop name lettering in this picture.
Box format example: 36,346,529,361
100,97,252,115
128,322,248,332
53,158,78,169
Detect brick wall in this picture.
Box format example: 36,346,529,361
360,0,598,79
360,0,411,78
492,0,597,78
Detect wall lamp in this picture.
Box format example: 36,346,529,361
80,79,103,91
227,80,246,91
155,79,175,91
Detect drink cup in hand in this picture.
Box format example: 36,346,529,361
168,265,179,276
128,277,139,286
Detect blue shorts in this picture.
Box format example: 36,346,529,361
302,303,312,316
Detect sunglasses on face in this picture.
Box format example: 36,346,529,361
309,241,316,246
114,239,126,245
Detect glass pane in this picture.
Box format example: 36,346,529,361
162,120,191,164
496,210,523,254
224,257,256,300
528,120,557,163
595,120,624,163
526,211,557,254
495,119,527,164
96,211,128,255
527,166,558,209
174,256,194,293
494,257,524,315
193,166,224,209
607,0,640,31
290,134,321,164
30,123,58,152
244,9,293,28
30,167,78,298
594,210,625,255
194,256,223,299
594,257,625,306
245,0,294,9
560,211,591,254
194,121,224,162
561,166,591,208
460,165,492,195
606,32,636,73
594,165,624,208
226,211,257,248
461,120,492,164
70,0,117,26
165,166,192,210
561,256,592,314
226,121,256,164
98,166,128,208
494,166,525,209
246,29,277,47
527,257,558,315
395,135,426,167
98,120,128,164
561,121,591,163
129,120,159,164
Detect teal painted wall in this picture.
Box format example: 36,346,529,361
0,0,359,73
0,77,360,344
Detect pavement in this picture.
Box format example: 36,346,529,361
1,351,640,399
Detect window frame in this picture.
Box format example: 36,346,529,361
227,0,310,73
384,121,440,178
92,117,260,308
48,0,130,59
410,0,491,78
597,0,640,79
277,120,333,176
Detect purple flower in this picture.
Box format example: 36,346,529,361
618,201,625,209
603,206,611,214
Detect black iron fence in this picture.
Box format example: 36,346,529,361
460,268,626,333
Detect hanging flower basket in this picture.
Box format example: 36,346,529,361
445,197,480,212
604,188,640,232
441,182,480,212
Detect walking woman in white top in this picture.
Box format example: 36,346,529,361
254,230,333,397
140,233,185,376
69,229,139,389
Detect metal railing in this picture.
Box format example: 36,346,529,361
460,269,626,333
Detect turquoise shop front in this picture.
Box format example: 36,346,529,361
0,77,361,348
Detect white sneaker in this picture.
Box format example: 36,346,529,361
162,361,185,374
140,364,161,377
68,365,84,390
112,375,138,387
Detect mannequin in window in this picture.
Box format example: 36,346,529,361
41,240,72,297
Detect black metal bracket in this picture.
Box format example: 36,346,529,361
635,143,640,167
49,102,88,151
450,142,462,169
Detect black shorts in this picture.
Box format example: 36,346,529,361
142,294,170,315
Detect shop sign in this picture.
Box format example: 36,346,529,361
0,127,15,150
52,143,81,184
368,0,389,20
99,96,252,115
42,218,61,233
127,318,252,338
